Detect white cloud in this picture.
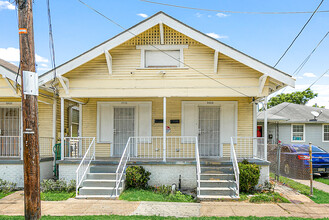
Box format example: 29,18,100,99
216,13,228,18
137,13,148,18
324,74,329,78
195,12,203,18
208,15,212,18
0,1,15,10
40,63,48,68
303,72,316,78
206,33,228,39
0,47,48,63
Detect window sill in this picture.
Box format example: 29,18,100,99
136,67,189,70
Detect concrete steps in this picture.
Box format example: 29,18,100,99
198,164,238,200
78,165,124,198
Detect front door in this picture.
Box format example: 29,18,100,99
0,107,20,156
113,107,135,157
198,106,220,157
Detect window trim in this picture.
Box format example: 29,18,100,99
136,45,188,69
291,124,305,142
323,124,329,142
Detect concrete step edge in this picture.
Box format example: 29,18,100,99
199,187,237,191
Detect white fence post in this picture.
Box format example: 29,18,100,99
163,97,166,162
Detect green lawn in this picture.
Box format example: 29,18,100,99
314,177,329,186
0,191,14,199
0,216,329,220
119,189,195,203
41,192,75,201
270,173,329,204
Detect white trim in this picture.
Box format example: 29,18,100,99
58,76,69,95
4,77,18,95
214,51,219,74
104,50,112,75
322,124,329,142
259,75,268,95
136,45,188,50
0,102,21,107
163,97,166,162
39,12,295,88
0,66,21,84
61,98,65,159
291,124,305,143
52,98,57,148
159,22,164,45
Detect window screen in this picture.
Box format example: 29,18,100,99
145,50,180,68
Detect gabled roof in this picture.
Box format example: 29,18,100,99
39,11,295,87
257,102,329,123
0,58,20,83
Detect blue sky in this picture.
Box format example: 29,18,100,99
0,0,328,107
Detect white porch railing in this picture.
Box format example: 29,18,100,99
39,137,54,157
231,137,265,160
0,136,20,157
115,137,131,197
64,137,94,159
76,137,95,196
230,137,239,198
195,137,201,197
128,136,197,159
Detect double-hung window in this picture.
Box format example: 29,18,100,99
291,124,304,142
323,124,329,142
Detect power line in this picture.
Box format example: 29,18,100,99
273,0,324,67
77,0,251,97
140,0,329,15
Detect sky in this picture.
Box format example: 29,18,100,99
0,0,328,107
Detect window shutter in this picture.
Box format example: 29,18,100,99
221,103,237,143
182,103,198,138
97,103,113,143
138,103,152,142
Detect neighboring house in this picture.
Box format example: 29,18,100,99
39,12,295,199
0,59,55,187
257,102,329,152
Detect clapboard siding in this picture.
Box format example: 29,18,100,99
0,78,18,97
81,97,253,157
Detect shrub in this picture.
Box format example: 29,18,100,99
151,185,172,195
125,166,151,189
239,161,260,193
0,179,17,194
41,179,76,193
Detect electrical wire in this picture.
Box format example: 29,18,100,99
77,0,251,97
140,0,329,15
273,0,324,67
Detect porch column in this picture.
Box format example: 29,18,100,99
264,97,268,160
52,97,57,148
163,97,166,162
78,104,82,157
252,102,257,157
61,98,64,160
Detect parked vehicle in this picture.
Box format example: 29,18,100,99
280,144,329,178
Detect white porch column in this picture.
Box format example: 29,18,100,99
52,98,57,148
78,104,83,157
163,97,166,162
61,98,65,160
264,97,268,160
20,107,23,160
253,102,257,157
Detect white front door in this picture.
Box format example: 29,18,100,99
198,106,220,157
112,107,135,157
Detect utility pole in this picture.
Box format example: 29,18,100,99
17,0,41,219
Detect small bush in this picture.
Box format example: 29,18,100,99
239,161,260,193
151,185,172,195
41,179,76,193
0,179,17,194
125,166,151,189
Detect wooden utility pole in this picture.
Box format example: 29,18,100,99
17,0,41,219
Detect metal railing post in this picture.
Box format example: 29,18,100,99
163,97,166,162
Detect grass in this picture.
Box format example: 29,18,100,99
314,177,329,186
41,192,75,201
270,173,329,204
0,216,329,220
0,191,14,199
239,192,289,203
119,188,195,203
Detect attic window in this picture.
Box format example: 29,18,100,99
145,50,180,68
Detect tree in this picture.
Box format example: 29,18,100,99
268,88,318,108
312,104,325,108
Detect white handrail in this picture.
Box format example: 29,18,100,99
230,137,239,198
75,137,95,196
115,137,131,197
195,136,201,197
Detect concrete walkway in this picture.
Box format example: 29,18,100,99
293,179,329,194
1,191,329,218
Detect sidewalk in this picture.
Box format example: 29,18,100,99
1,191,329,218
293,178,329,193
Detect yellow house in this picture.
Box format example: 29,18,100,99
40,12,295,199
0,59,55,187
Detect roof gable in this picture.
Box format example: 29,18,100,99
39,11,295,88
